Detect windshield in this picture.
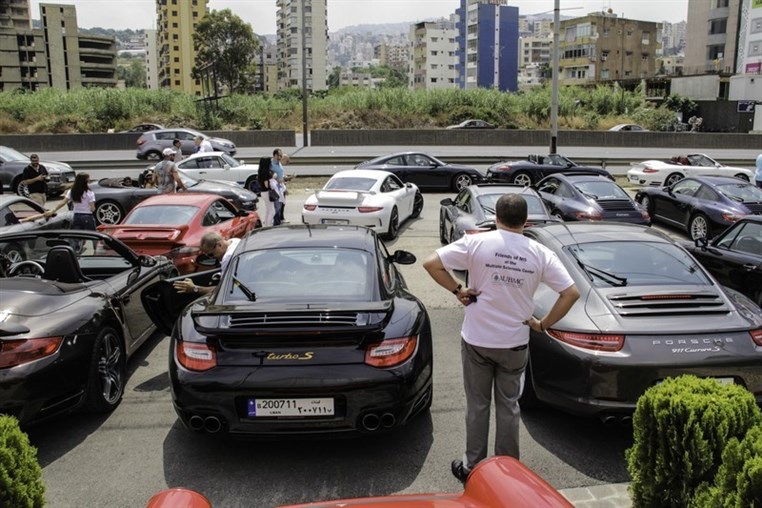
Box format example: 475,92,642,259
178,171,201,187
566,241,711,287
325,177,376,191
478,194,547,216
687,154,716,167
717,182,762,202
574,181,629,199
220,154,240,167
124,205,198,225
0,146,29,162
225,248,374,302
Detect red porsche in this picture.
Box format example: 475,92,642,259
98,192,260,274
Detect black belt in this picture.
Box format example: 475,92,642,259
510,344,528,351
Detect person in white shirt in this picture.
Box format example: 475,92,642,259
194,136,213,153
45,172,96,230
173,232,241,296
423,193,579,483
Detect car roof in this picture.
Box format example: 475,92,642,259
551,173,617,183
181,151,230,160
530,222,672,246
685,175,752,185
468,183,541,197
132,192,224,207
240,224,377,252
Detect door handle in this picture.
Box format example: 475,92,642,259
743,264,756,271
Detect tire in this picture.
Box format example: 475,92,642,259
11,176,28,197
439,212,448,245
452,173,473,192
83,326,126,413
734,173,750,182
384,207,399,240
664,172,684,187
245,177,261,194
519,358,541,410
95,200,125,225
2,242,26,264
512,171,533,187
411,192,424,218
688,213,710,241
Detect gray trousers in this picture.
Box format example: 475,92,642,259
461,338,528,469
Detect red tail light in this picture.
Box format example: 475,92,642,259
358,206,383,213
574,210,603,220
642,167,658,173
0,337,63,369
365,336,418,367
750,329,762,347
303,204,316,211
176,341,217,371
721,212,744,223
548,329,624,352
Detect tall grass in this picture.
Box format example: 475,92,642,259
0,85,658,133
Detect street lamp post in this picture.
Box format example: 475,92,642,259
550,0,560,154
301,0,309,147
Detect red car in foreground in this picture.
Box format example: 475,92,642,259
98,192,260,274
145,457,573,508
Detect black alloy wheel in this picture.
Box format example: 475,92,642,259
453,174,473,192
411,192,424,218
385,207,399,240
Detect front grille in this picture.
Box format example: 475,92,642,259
228,311,380,329
608,292,730,317
597,199,637,212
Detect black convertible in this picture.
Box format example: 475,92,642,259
91,171,259,225
0,230,177,425
486,154,613,186
355,151,484,191
141,225,434,436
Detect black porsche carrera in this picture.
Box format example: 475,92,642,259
140,225,433,436
0,230,177,426
485,154,613,186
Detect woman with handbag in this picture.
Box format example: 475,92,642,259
257,157,277,227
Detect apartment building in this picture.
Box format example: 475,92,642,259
557,11,661,85
684,0,742,75
375,42,409,71
156,0,207,95
408,20,458,90
0,2,116,91
0,0,30,29
276,0,328,91
256,39,278,93
455,0,519,92
144,28,159,89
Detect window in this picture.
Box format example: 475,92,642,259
642,32,650,45
709,19,727,35
600,69,609,79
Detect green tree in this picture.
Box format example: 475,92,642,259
118,59,146,88
192,9,259,94
328,66,342,89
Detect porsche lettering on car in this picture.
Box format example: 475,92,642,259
140,225,433,437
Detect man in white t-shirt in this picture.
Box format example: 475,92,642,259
423,193,579,483
173,232,241,295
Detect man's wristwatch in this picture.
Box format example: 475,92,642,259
452,284,462,295
192,285,199,294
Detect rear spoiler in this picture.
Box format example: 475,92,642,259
96,224,189,241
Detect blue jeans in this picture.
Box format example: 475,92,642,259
273,201,283,226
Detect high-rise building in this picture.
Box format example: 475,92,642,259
0,0,31,29
684,0,742,76
375,42,409,71
455,0,519,92
156,0,207,95
408,19,458,90
276,0,328,91
144,29,159,89
557,11,661,85
0,2,116,92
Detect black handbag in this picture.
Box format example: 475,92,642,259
268,187,279,202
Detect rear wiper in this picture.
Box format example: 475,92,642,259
577,260,628,287
232,276,256,301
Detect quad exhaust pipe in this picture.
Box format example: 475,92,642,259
361,412,397,431
599,414,633,426
187,414,225,433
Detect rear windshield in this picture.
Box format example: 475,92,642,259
478,194,546,215
324,177,376,191
573,181,629,199
124,205,197,225
717,182,762,202
566,241,712,287
225,248,375,302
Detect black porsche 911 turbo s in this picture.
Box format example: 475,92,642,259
141,225,433,437
0,230,177,426
519,222,762,421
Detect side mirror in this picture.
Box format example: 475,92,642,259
223,164,231,170
389,250,416,265
405,182,413,188
440,198,454,206
139,255,158,267
694,237,708,250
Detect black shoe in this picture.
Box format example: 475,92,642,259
451,459,471,483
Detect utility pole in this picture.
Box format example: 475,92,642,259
550,0,560,154
301,0,309,147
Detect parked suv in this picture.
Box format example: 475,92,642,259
135,128,236,160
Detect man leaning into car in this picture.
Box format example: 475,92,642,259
173,232,240,296
422,194,579,483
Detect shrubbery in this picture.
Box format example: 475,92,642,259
626,375,761,508
0,415,45,508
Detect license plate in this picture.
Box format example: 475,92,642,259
247,398,334,417
321,219,349,225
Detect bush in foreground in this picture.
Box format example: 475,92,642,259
625,375,760,508
0,415,45,508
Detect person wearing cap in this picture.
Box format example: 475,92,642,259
152,148,187,194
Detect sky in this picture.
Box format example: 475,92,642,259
30,0,689,34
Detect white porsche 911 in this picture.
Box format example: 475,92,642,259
627,153,754,187
302,169,424,240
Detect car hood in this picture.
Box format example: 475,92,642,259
208,136,235,147
40,160,74,174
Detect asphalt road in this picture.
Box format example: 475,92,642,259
25,185,663,508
